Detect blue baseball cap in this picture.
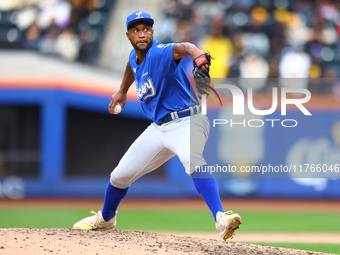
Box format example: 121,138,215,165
126,11,154,30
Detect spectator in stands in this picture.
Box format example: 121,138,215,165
16,3,38,31
70,0,90,33
22,21,42,50
200,17,234,79
37,0,72,30
284,13,310,50
228,32,243,78
239,49,269,92
38,27,59,56
172,17,206,78
242,6,270,58
56,27,80,60
77,28,98,64
279,47,311,89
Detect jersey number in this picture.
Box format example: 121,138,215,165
137,77,156,102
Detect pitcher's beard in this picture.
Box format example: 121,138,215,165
132,40,152,52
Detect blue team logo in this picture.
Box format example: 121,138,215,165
137,77,156,102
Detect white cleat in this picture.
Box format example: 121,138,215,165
215,211,242,240
73,211,117,231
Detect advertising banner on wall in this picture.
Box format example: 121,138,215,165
193,78,340,198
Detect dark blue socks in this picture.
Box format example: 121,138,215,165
101,182,128,221
191,170,224,222
101,170,223,222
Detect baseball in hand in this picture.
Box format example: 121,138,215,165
114,104,122,114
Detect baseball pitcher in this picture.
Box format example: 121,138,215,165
73,11,241,240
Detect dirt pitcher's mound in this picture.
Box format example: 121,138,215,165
0,228,334,255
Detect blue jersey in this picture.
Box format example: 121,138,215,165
129,39,199,124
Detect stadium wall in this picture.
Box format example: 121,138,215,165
0,52,339,199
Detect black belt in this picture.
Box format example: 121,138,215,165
160,106,201,125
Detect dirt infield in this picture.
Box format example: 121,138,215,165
0,228,335,255
167,232,340,244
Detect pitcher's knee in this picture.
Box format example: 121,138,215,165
109,168,131,189
181,154,207,176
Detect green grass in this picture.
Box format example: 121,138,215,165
239,211,340,233
0,209,85,229
116,211,340,233
0,209,339,233
250,242,340,255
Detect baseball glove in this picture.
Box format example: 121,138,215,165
193,52,212,96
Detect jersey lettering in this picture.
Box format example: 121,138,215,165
137,77,156,101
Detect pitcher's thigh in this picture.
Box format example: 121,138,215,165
165,115,210,175
110,125,174,188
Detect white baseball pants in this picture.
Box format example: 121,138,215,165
110,114,210,189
